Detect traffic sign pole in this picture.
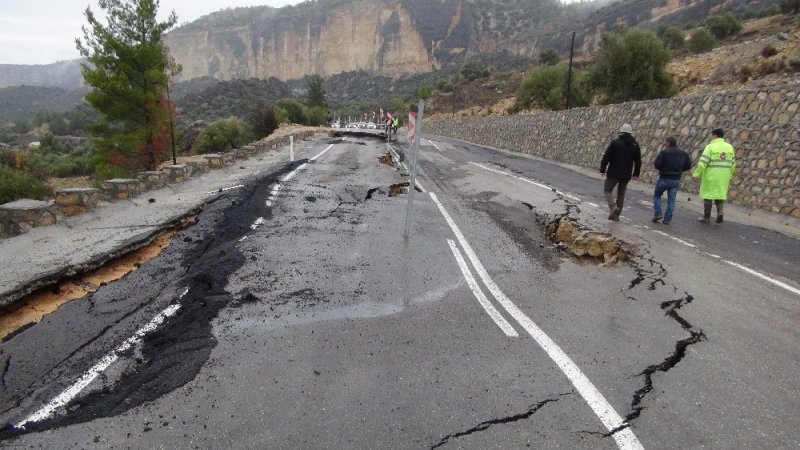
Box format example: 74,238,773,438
404,100,424,239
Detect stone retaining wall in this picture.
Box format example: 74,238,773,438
0,130,315,239
425,84,800,217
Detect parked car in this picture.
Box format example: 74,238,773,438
366,122,377,129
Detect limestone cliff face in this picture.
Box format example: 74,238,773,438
165,0,471,82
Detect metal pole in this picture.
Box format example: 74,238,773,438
290,135,294,161
566,31,576,110
404,100,424,239
166,83,177,165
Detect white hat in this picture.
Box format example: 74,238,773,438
620,123,633,133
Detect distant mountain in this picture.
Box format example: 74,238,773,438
0,0,778,90
0,60,83,90
0,85,87,126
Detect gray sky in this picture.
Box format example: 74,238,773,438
0,0,302,65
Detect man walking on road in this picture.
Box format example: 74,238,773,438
600,123,641,221
652,136,692,224
693,128,736,224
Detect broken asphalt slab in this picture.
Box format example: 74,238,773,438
0,141,314,309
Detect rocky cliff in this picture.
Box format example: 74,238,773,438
164,0,473,82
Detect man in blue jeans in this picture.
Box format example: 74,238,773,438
653,136,692,224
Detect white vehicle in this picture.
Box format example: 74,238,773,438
366,122,377,129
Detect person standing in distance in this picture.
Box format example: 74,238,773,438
600,123,642,221
693,128,736,224
652,136,692,224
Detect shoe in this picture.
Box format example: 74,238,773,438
663,220,670,225
716,215,723,223
698,217,710,224
608,206,620,221
652,215,663,223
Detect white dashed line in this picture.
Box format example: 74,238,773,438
586,202,600,208
446,239,518,337
206,184,244,195
426,139,442,151
721,260,800,296
469,162,583,202
430,192,643,450
651,230,697,248
16,288,190,430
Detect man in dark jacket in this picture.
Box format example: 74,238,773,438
600,123,641,221
652,136,692,224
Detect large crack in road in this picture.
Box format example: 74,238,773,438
1,160,306,439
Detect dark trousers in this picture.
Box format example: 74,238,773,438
604,177,629,211
703,199,724,218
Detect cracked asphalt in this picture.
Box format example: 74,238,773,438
0,134,798,448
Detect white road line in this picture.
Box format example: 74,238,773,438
206,184,244,195
250,217,266,230
586,202,600,208
469,162,582,202
311,144,335,161
426,139,442,151
266,146,332,208
651,230,697,248
447,239,518,337
429,192,643,450
721,259,800,296
16,288,190,429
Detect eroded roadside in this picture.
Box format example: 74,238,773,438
0,161,306,438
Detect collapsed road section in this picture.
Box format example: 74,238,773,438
0,160,307,438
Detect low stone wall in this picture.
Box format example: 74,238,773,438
425,84,800,217
0,130,316,239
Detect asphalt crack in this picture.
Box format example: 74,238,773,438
614,253,706,435
430,392,571,449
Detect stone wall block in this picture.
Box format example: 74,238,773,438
0,199,57,236
165,164,190,183
137,171,166,190
102,179,143,201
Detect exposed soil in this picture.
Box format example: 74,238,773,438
546,216,631,266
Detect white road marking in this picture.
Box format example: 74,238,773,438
469,162,582,202
16,288,190,429
250,217,266,230
430,192,643,450
266,145,333,208
639,200,653,207
586,202,600,208
721,260,800,296
426,139,442,151
648,232,800,297
206,184,244,195
651,230,697,248
447,240,518,337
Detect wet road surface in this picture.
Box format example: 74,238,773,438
0,136,798,448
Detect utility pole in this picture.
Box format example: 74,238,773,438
566,31,576,110
166,83,177,165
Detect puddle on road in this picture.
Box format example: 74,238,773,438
0,217,195,341
546,216,632,266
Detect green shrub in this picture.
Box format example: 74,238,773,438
705,13,742,40
513,63,590,111
192,118,253,154
688,28,717,53
658,25,686,50
250,104,280,139
461,59,491,81
277,98,309,125
779,0,799,14
587,28,676,104
0,165,52,204
539,48,561,66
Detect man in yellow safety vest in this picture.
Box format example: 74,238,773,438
693,128,736,224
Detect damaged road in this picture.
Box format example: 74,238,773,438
0,135,798,448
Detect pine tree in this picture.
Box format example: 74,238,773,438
76,0,180,172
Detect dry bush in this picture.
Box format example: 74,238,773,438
757,58,785,76
737,65,754,83
761,44,779,58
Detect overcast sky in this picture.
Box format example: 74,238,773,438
0,0,302,65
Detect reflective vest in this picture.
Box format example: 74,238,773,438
692,137,736,200
392,117,399,128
